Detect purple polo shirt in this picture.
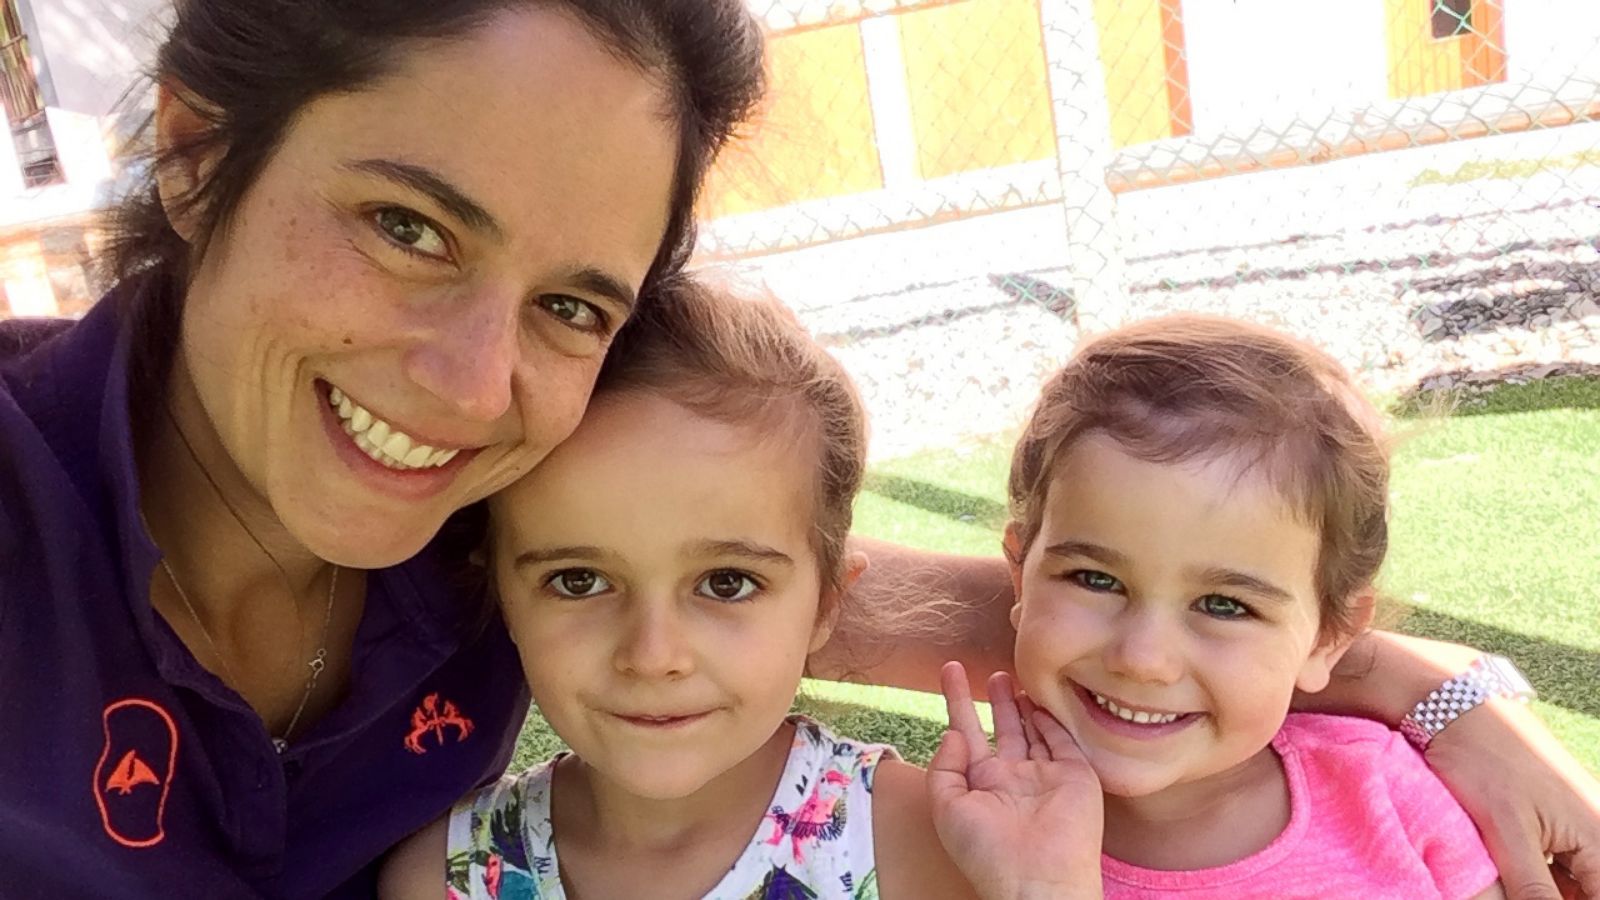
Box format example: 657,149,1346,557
0,288,530,898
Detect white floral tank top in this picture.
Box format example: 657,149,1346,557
445,716,894,900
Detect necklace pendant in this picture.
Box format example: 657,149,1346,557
272,737,289,755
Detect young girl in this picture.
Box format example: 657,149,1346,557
379,278,1092,900
934,314,1505,899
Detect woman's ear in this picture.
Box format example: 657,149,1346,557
810,551,869,654
154,83,222,244
1296,589,1377,694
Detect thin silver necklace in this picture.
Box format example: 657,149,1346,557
148,401,337,753
156,555,338,755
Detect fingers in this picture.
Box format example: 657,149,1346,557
1017,693,1050,762
1033,709,1090,766
1549,860,1582,900
941,661,991,758
1490,826,1564,900
1557,846,1598,900
926,730,972,810
989,672,1028,762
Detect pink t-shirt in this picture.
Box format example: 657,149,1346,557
1102,713,1499,899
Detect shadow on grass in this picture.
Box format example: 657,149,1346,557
862,472,1009,531
1398,607,1600,720
1392,371,1600,417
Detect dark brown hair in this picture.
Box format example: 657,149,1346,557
594,275,867,589
1008,314,1390,641
106,0,765,407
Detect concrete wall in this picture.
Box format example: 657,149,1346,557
1183,0,1388,137
16,0,165,120
1504,0,1600,85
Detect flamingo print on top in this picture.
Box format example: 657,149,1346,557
446,717,892,899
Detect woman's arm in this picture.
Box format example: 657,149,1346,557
815,539,1600,900
807,537,1015,693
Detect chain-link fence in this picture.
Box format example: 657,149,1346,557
697,0,1600,459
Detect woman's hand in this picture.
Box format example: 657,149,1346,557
1424,699,1599,900
928,662,1104,900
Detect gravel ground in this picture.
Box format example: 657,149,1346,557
714,138,1600,460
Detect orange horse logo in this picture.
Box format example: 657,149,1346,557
403,692,474,754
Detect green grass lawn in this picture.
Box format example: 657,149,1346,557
516,377,1600,774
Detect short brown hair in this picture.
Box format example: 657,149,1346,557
1008,315,1389,641
595,275,867,590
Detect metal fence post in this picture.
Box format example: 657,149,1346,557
1038,0,1127,333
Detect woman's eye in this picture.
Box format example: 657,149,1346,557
696,571,759,603
1196,594,1251,620
547,569,610,599
539,295,606,332
1070,570,1122,592
373,208,450,260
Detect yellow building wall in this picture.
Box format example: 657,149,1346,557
701,0,1188,217
1387,0,1507,98
897,0,1057,180
1094,0,1181,148
700,24,884,220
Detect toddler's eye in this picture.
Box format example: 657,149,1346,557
547,569,610,598
1070,570,1122,592
1196,594,1251,619
696,571,759,603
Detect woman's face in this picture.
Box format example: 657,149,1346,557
173,7,679,567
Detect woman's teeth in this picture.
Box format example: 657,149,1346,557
327,386,459,471
1092,691,1183,725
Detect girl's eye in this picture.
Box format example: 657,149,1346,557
539,295,607,333
374,208,451,260
1070,569,1123,593
547,569,611,599
1195,594,1252,620
696,570,759,603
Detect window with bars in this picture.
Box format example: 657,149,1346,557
1431,0,1474,39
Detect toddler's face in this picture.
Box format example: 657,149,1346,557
488,391,833,800
1010,434,1350,799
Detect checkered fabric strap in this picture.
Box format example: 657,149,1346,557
1398,655,1535,750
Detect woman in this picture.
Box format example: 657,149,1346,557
0,0,1593,897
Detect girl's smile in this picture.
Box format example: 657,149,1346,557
1010,433,1347,801
1072,683,1203,739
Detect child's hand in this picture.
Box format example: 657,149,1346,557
928,661,1104,900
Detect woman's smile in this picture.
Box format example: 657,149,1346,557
314,379,482,501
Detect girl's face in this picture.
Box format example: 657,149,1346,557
171,7,678,568
1009,434,1354,800
490,391,837,801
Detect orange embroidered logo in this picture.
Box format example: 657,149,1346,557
93,698,179,849
104,751,161,794
403,692,475,754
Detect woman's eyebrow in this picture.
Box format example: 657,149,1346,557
562,266,638,315
347,158,503,239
